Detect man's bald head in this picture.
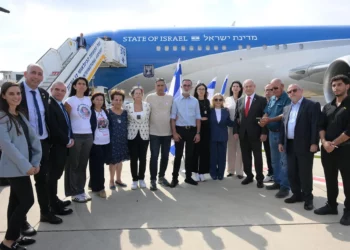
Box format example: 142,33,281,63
287,83,303,103
270,78,284,98
24,63,44,89
243,79,256,96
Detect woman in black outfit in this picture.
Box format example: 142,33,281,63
193,83,211,181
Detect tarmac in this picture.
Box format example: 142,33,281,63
0,153,349,250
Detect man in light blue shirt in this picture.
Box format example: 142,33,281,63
170,79,201,187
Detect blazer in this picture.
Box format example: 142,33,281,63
90,108,110,141
210,108,235,142
125,102,151,140
48,97,73,146
233,94,268,141
0,112,42,177
279,98,321,154
19,82,50,135
76,36,87,47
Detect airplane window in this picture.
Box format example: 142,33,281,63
299,44,304,49
189,45,194,51
173,46,177,51
165,46,169,51
283,44,287,49
156,46,161,51
246,45,251,50
238,45,243,50
214,45,219,51
181,45,186,51
275,45,279,50
197,45,202,51
206,45,210,51
263,45,267,50
222,45,227,50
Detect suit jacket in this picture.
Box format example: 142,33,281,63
233,94,267,140
125,102,151,140
90,108,110,141
19,82,50,135
0,112,42,177
76,36,87,47
48,97,73,146
279,98,320,154
210,108,235,142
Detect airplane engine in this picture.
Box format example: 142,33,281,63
323,56,350,102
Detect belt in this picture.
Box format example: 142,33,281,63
177,126,196,130
269,128,280,132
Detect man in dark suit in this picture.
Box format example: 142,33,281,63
263,84,274,182
279,84,320,211
19,64,62,236
233,79,267,188
76,33,87,49
48,82,74,216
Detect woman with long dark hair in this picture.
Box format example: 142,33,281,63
64,77,93,203
89,92,110,198
0,82,42,250
192,83,211,181
225,81,244,178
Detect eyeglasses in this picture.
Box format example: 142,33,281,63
287,89,298,94
197,88,206,91
265,89,273,92
214,98,223,102
273,87,279,90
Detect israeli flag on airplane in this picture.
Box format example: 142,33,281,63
207,77,217,100
168,59,182,155
220,75,229,95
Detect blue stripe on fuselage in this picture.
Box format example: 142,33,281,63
84,26,350,88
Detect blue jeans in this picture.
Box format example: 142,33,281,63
269,131,290,190
149,135,172,181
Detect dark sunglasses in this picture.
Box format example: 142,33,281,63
287,89,298,94
214,98,223,102
273,87,279,90
265,89,273,91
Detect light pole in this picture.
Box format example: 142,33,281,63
0,7,10,13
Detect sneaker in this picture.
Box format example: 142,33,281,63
131,181,138,190
158,177,170,186
150,180,158,191
199,174,205,181
340,209,350,226
193,173,200,182
263,175,274,183
314,203,338,215
139,180,147,189
98,190,106,198
83,193,92,201
72,194,87,203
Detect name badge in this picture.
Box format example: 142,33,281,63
204,111,207,114
117,119,121,124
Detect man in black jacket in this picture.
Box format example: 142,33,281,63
279,84,320,211
233,79,267,188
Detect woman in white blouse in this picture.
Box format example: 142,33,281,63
124,86,151,190
225,81,244,179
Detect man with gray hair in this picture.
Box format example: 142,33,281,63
279,84,320,211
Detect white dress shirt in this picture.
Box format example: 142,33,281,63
287,97,303,139
23,81,48,140
215,108,221,122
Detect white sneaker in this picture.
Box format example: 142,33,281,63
193,173,200,182
131,181,138,190
263,175,274,183
199,174,205,182
83,193,92,201
139,180,146,188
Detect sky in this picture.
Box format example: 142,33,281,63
1,0,350,75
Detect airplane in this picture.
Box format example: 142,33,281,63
81,25,350,103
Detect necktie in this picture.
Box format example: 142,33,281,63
30,90,43,136
245,96,251,117
60,103,71,138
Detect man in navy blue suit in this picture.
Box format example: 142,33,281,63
76,33,87,49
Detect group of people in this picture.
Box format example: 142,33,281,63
0,63,349,250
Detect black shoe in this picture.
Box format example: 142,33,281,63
257,181,264,188
40,213,63,224
304,200,314,211
340,209,350,226
275,188,289,198
16,236,36,246
20,222,36,236
284,194,303,203
0,242,26,250
158,177,170,186
52,206,73,216
58,200,71,207
314,203,338,215
185,178,198,185
169,180,179,188
241,177,253,185
266,182,280,190
150,180,158,191
237,175,244,179
227,173,234,177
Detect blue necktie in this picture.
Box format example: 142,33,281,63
60,103,71,138
30,90,43,136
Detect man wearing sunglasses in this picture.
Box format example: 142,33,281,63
260,79,291,199
279,84,320,211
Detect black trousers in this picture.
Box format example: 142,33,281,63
263,134,273,175
240,132,264,181
6,176,34,241
128,132,149,181
321,145,350,210
286,140,314,201
48,144,68,209
173,126,196,180
193,121,210,174
89,144,109,192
